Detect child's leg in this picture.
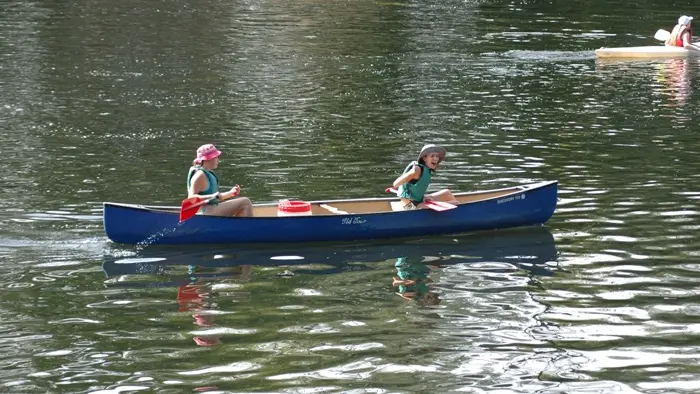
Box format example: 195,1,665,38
427,189,459,205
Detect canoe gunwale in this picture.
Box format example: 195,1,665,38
102,181,553,216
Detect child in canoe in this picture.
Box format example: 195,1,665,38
392,144,459,210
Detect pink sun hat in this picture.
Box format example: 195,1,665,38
194,144,222,163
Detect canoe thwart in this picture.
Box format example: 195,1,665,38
320,204,349,215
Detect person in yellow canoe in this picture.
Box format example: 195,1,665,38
187,143,254,217
665,15,700,51
392,144,459,210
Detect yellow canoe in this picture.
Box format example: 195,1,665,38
595,46,695,59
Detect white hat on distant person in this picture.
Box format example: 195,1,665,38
679,15,693,25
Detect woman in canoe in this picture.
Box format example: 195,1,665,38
187,143,254,217
392,144,459,210
665,15,700,51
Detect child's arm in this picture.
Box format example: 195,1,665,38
392,165,422,188
393,277,416,286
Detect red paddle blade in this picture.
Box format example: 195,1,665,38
425,200,457,211
180,197,203,222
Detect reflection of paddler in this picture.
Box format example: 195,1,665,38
177,279,222,347
392,256,444,305
176,264,254,347
655,58,690,107
176,284,204,312
191,317,221,347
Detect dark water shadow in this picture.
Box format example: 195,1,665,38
101,226,559,288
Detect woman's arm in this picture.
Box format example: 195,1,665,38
392,165,421,188
188,171,219,200
682,32,700,51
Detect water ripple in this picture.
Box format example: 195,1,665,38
3,0,700,392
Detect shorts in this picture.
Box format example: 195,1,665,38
403,201,420,210
197,203,217,215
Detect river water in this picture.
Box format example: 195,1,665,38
2,0,700,393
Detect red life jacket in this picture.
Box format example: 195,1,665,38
667,24,693,47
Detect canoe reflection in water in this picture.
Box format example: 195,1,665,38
103,226,557,279
103,227,558,346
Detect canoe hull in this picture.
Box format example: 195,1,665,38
103,181,558,245
595,46,694,59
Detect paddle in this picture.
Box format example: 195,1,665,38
179,185,239,222
654,29,671,42
384,187,457,211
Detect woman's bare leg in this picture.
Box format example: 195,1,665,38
203,197,254,217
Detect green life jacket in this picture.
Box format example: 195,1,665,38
398,161,432,202
187,166,220,205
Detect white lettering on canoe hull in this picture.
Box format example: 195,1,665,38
341,217,367,225
497,193,526,205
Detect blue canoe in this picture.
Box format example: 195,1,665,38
103,180,558,245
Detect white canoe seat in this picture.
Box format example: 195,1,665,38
390,201,405,212
319,204,348,215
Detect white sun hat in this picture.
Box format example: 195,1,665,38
679,15,693,25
